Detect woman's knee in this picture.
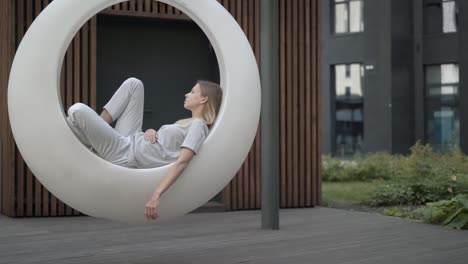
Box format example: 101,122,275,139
125,77,144,94
126,77,143,86
68,103,92,119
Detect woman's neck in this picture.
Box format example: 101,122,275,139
191,107,204,121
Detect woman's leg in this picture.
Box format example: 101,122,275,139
67,103,130,166
102,77,144,137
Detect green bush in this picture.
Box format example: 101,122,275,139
366,183,415,206
367,142,468,206
322,152,398,182
415,194,468,230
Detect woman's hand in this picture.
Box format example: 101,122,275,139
144,129,158,143
145,194,160,221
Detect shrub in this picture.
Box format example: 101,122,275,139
322,152,398,182
366,183,415,206
367,142,468,206
415,194,468,230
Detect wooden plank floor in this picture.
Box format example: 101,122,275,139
0,207,467,264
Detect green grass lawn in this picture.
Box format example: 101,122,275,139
322,181,385,205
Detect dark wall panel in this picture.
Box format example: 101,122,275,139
391,0,415,155
96,16,219,129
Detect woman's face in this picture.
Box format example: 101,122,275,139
184,84,207,110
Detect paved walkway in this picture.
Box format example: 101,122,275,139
0,207,467,264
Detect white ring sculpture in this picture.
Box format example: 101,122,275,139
8,0,261,223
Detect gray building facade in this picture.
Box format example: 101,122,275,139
321,0,468,156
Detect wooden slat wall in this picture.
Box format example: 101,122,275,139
279,0,321,208
0,0,96,217
0,0,15,217
219,0,262,210
0,0,321,217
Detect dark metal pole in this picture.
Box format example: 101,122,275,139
260,0,279,230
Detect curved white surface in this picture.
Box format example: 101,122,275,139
8,0,261,223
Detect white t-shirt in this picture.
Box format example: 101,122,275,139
126,119,209,169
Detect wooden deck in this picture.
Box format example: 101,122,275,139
0,207,467,264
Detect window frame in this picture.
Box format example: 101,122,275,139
331,62,365,157
423,63,461,152
331,0,365,36
423,0,459,36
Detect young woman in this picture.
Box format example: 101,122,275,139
66,77,222,221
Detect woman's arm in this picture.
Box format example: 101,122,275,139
145,147,195,220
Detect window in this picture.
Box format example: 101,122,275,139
424,0,458,34
425,64,459,153
345,65,351,78
333,64,364,156
333,0,364,34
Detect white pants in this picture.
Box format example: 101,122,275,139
66,77,144,167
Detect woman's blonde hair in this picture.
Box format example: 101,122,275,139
176,80,223,127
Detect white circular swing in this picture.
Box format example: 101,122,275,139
7,0,261,223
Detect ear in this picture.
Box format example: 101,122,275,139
200,96,208,104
